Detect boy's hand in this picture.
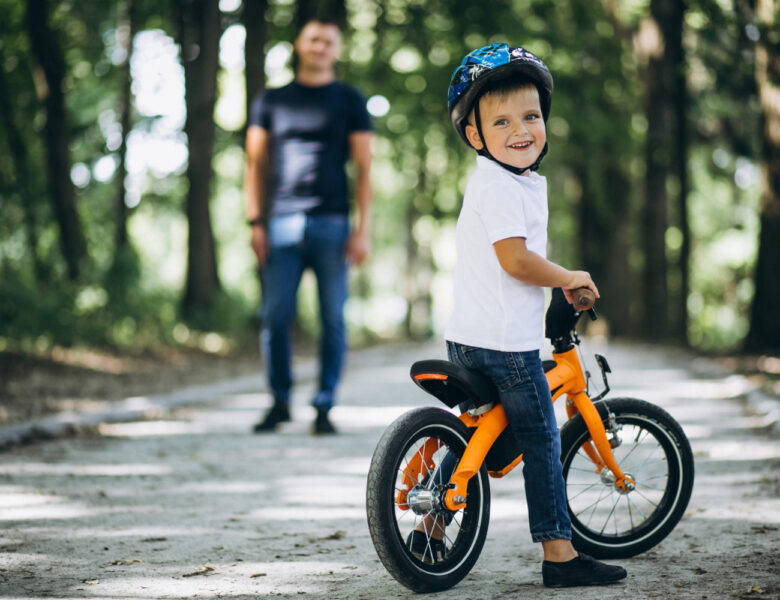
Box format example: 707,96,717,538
562,271,599,305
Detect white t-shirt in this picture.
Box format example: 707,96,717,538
445,156,549,352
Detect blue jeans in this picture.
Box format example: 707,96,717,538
260,214,350,411
446,341,572,543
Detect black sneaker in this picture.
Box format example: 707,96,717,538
406,530,446,564
252,404,291,433
542,552,627,588
313,409,337,435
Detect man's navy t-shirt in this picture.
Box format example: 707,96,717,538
249,81,372,217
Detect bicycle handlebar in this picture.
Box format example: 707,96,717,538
572,288,596,312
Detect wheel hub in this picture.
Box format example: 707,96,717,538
406,486,447,515
600,470,636,495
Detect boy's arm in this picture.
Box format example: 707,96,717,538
494,237,599,303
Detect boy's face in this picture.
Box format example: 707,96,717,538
465,86,546,173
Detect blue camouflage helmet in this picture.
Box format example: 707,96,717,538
448,43,553,147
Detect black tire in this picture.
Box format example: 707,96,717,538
560,397,694,559
366,407,490,593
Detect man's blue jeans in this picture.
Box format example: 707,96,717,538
260,214,350,411
446,342,573,543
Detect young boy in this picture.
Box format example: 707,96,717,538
444,43,627,588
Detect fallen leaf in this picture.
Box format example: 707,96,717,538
693,568,707,575
308,530,347,543
751,526,778,534
182,565,215,578
101,558,142,567
250,573,267,578
83,579,99,585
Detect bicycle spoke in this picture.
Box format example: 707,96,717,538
450,512,463,531
633,488,661,510
577,486,612,526
395,509,416,526
598,493,622,535
625,494,650,523
616,435,643,464
626,493,636,530
640,473,669,483
636,480,666,493
569,465,601,473
568,481,603,502
443,529,456,550
632,441,663,474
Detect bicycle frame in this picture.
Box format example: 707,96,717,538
426,346,635,512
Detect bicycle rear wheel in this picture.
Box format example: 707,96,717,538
560,397,694,559
366,407,490,593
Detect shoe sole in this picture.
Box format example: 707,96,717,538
543,575,627,588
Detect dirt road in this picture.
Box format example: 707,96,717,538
1,341,778,599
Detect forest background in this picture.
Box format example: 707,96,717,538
1,0,778,377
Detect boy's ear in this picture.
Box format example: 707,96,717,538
465,123,484,150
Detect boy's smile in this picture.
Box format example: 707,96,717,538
465,86,546,173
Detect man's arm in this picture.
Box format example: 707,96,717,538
245,125,271,266
345,131,373,265
493,237,599,303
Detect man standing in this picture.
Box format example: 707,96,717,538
245,18,373,435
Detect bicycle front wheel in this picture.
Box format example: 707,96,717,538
560,397,694,559
366,407,490,593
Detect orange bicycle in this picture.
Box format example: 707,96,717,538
366,289,694,592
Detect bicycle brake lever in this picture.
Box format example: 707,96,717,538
587,308,598,321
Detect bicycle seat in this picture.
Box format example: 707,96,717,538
410,360,498,411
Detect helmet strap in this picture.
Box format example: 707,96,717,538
473,96,548,176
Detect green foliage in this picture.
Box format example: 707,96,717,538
0,0,770,355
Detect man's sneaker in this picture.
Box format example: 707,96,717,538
542,552,627,588
406,530,446,564
313,409,337,435
252,404,291,433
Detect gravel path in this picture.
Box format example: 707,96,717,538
0,340,778,599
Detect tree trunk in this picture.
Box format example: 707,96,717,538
671,2,689,345
25,0,86,281
641,0,685,340
0,53,45,282
176,0,222,316
575,155,633,337
243,0,268,127
114,0,136,252
745,0,780,353
401,162,435,340
601,167,634,336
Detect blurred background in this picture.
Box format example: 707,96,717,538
0,0,778,365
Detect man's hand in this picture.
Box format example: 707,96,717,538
345,230,370,265
251,225,270,267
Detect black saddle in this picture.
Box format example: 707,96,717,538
411,358,560,412
410,360,499,411
410,357,558,475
